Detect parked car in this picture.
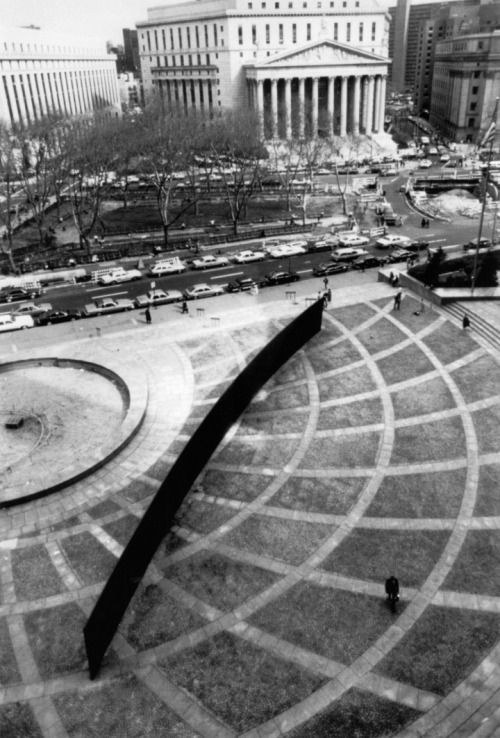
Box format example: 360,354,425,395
11,302,52,317
312,262,350,277
406,239,429,253
97,267,142,285
440,154,450,163
266,241,307,258
0,314,34,332
352,255,388,269
148,258,186,276
375,234,412,249
83,297,135,317
134,288,183,308
418,159,433,169
307,239,335,253
331,247,369,262
191,254,230,269
464,237,492,251
183,283,225,299
0,286,41,303
36,309,82,325
337,234,370,247
232,250,266,263
260,270,300,287
226,277,257,293
387,248,412,263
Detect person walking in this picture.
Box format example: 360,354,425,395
181,300,189,315
394,289,402,310
462,314,470,330
145,307,152,325
323,277,329,291
385,576,400,613
326,287,332,303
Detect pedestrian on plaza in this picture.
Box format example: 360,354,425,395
145,307,152,324
323,293,329,309
181,300,189,315
421,217,426,228
326,287,332,303
385,575,400,613
323,277,329,290
462,314,470,330
394,289,402,310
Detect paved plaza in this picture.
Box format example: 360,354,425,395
1,276,500,737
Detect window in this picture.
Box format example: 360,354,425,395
334,22,338,40
474,70,481,78
154,30,158,49
248,1,252,6
470,102,477,111
317,1,321,6
275,1,280,6
170,29,175,49
213,23,218,46
359,22,363,41
187,28,191,48
346,22,351,42
343,1,346,6
206,53,210,64
238,26,243,44
289,1,293,6
197,54,201,65
292,23,297,42
178,28,183,49
262,1,266,6
266,24,270,43
180,55,184,66
468,117,475,127
204,25,209,46
252,25,257,44
279,24,284,43
146,31,151,51
307,23,311,40
330,1,334,5
371,21,376,41
472,86,478,95
195,26,200,47
162,29,166,49
303,1,307,6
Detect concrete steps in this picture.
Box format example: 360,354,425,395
442,302,500,354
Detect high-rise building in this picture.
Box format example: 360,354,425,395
123,28,140,76
0,26,121,128
136,0,391,140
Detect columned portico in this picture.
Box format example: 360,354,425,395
245,40,388,140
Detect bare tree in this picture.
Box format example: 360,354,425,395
0,124,20,272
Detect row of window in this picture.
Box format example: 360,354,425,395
238,19,376,43
247,1,359,7
159,78,217,108
142,17,377,52
1,68,116,126
2,40,93,54
152,54,214,69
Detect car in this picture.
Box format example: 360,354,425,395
98,268,142,285
232,250,266,263
0,314,34,332
83,297,135,317
386,248,412,263
134,288,183,308
226,277,257,293
266,241,307,258
307,239,336,253
331,247,369,262
11,302,52,317
36,309,82,325
0,286,41,303
352,255,389,269
312,262,350,277
406,239,429,252
375,234,412,249
418,159,433,169
440,154,450,163
464,237,492,251
337,234,370,247
191,254,230,269
183,283,225,299
148,258,186,276
260,270,300,287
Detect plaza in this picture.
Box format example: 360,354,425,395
1,275,500,737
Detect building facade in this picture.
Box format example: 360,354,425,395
137,0,390,139
430,29,500,144
0,26,121,128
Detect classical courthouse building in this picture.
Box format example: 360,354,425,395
137,0,390,139
0,26,121,128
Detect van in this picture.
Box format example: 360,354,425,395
148,257,187,277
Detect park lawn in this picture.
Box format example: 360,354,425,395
316,396,383,430
422,320,479,365
269,475,366,515
11,543,65,600
198,468,273,502
318,365,376,402
450,354,500,403
470,405,500,455
443,530,500,597
300,431,382,469
308,338,364,374
237,407,310,435
23,602,88,678
376,343,435,385
390,415,466,464
390,375,456,419
474,464,500,516
355,316,408,354
214,437,300,467
332,303,378,330
175,499,236,535
366,468,466,518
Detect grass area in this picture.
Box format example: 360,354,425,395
444,530,500,596
267,354,307,386
199,469,273,502
308,339,364,374
475,464,500,516
238,408,310,435
269,475,366,515
318,365,376,402
390,376,456,420
247,384,310,412
0,617,21,684
322,528,450,587
317,397,383,430
332,303,378,330
250,581,395,665
288,687,421,738
176,499,236,535
215,436,301,468
164,550,280,611
53,674,196,738
193,358,240,386
121,582,205,651
0,702,42,738
24,603,87,678
376,605,500,696
11,544,64,600
300,431,382,469
144,456,173,482
159,631,326,733
376,343,435,385
187,334,234,368
390,416,465,464
366,469,466,518
450,354,500,403
222,514,332,565
385,295,439,333
59,531,117,586
470,406,500,455
355,317,408,355
422,320,479,365
103,513,140,547
86,499,121,519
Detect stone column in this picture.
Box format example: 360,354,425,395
353,75,361,136
366,75,375,134
378,75,387,132
298,77,305,138
256,79,264,137
328,76,335,136
270,78,278,138
285,78,292,140
311,76,318,137
340,76,347,137
373,76,381,133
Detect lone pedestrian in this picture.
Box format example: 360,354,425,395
385,575,400,613
462,314,470,330
421,217,426,229
145,307,152,324
394,289,402,310
181,300,189,315
323,277,329,290
326,287,332,303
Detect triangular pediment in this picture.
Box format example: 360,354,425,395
253,40,387,68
